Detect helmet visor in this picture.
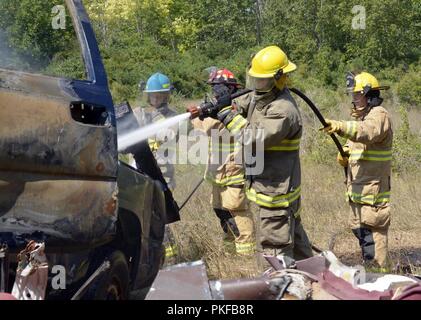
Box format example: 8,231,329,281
148,92,170,107
350,92,365,105
246,74,275,93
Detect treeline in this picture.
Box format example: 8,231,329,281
0,0,420,106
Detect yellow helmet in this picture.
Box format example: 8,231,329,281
248,45,297,78
346,71,390,94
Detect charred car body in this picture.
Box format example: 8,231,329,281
0,0,179,299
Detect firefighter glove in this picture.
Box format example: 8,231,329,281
337,145,350,167
214,209,240,237
321,119,344,135
200,92,232,120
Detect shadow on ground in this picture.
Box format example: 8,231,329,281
336,247,421,274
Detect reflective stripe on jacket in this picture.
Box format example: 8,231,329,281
191,117,245,186
228,88,302,209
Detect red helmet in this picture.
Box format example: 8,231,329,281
207,68,240,87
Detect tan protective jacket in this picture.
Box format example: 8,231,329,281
338,106,393,206
228,88,302,210
192,117,245,186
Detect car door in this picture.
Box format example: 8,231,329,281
0,0,118,248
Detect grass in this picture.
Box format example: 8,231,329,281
162,92,421,280
170,163,421,279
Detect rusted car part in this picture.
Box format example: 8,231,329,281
146,261,212,300
146,260,307,300
0,244,9,292
392,283,421,300
0,0,171,299
11,241,49,300
210,276,294,300
318,270,393,300
71,260,110,300
146,254,421,300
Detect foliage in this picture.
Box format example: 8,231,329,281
3,0,418,102
396,63,421,108
392,106,421,173
0,0,78,72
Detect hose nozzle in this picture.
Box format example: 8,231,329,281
186,105,203,119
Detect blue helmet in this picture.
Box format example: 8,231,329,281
144,72,171,93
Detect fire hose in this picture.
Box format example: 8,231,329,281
289,87,348,177
188,87,347,175
182,87,342,252
181,86,347,213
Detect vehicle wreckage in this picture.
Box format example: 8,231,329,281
144,251,421,301
0,0,179,300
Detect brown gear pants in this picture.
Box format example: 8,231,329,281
212,185,255,255
349,202,391,268
255,198,313,263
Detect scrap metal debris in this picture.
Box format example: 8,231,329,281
146,260,212,300
11,241,48,300
146,251,421,300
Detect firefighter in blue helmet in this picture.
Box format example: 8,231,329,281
133,72,179,266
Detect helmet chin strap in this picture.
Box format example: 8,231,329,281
351,91,383,119
351,104,371,119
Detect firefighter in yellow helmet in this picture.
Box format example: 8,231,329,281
212,46,314,267
322,71,392,269
190,68,255,256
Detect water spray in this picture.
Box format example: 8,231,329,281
117,112,190,152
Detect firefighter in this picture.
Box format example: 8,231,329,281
210,46,314,266
322,71,392,269
133,72,179,265
191,68,255,255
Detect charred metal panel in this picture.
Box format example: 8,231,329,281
0,71,116,178
0,0,118,251
0,170,117,248
146,261,212,300
67,0,109,88
117,163,166,289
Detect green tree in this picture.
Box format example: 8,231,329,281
0,0,76,70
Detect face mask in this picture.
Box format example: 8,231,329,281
148,92,170,107
246,75,275,93
350,105,367,119
349,92,368,118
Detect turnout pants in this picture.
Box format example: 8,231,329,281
349,202,391,268
211,185,255,255
255,198,313,263
162,225,178,266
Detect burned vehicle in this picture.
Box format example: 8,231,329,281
0,0,179,299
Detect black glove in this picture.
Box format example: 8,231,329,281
201,84,232,119
213,84,232,110
214,208,240,237
217,108,242,128
212,84,231,100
